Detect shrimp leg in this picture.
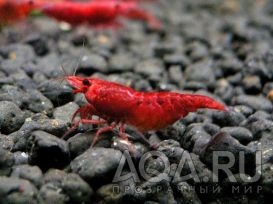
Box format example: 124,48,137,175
63,104,104,139
118,122,138,156
119,122,127,141
91,122,117,147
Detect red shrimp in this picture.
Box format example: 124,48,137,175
0,0,35,26
38,0,161,29
65,76,227,146
0,0,67,26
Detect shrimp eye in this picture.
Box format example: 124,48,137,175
82,79,90,86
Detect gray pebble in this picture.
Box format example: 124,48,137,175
43,169,66,184
142,173,176,204
0,147,14,176
200,132,256,174
135,59,165,78
247,110,273,121
213,195,250,204
157,121,186,141
0,75,13,85
132,79,153,91
24,34,49,56
0,85,53,114
227,72,243,85
29,131,70,170
164,54,190,68
221,173,255,187
259,163,273,194
168,65,184,86
241,111,273,139
233,95,273,112
242,75,262,94
181,123,211,150
96,183,123,204
67,133,93,159
27,89,53,113
181,112,200,125
109,53,136,71
130,43,154,59
154,43,175,57
233,105,254,117
263,82,273,95
11,165,43,187
53,102,79,124
233,86,245,96
203,123,221,136
79,53,108,73
0,59,24,75
36,53,63,77
38,183,69,204
144,157,169,180
70,32,88,47
157,145,185,164
0,44,35,64
185,41,208,61
221,127,253,145
157,139,180,149
0,134,14,150
38,80,74,107
247,128,273,164
212,110,245,127
221,127,253,144
111,138,147,159
61,173,94,203
185,60,215,86
220,56,243,75
91,34,117,52
0,177,37,204
0,85,29,108
13,151,29,165
70,147,122,183
149,134,162,149
11,74,36,91
214,79,234,103
192,136,211,156
183,81,208,91
245,56,272,79
172,153,215,186
43,169,94,203
175,182,201,204
11,114,68,151
0,101,25,134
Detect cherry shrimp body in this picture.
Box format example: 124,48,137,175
0,0,37,26
0,0,160,29
65,76,227,146
38,0,161,29
0,0,74,26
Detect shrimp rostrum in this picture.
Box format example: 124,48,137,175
66,76,227,146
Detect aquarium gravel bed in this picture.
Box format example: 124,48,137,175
0,0,273,203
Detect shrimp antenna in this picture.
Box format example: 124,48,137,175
72,37,86,76
60,63,68,77
72,56,81,76
55,62,68,84
53,61,69,107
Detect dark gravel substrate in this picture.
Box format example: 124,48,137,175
1,0,273,203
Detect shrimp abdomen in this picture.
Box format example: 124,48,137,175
127,92,226,132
